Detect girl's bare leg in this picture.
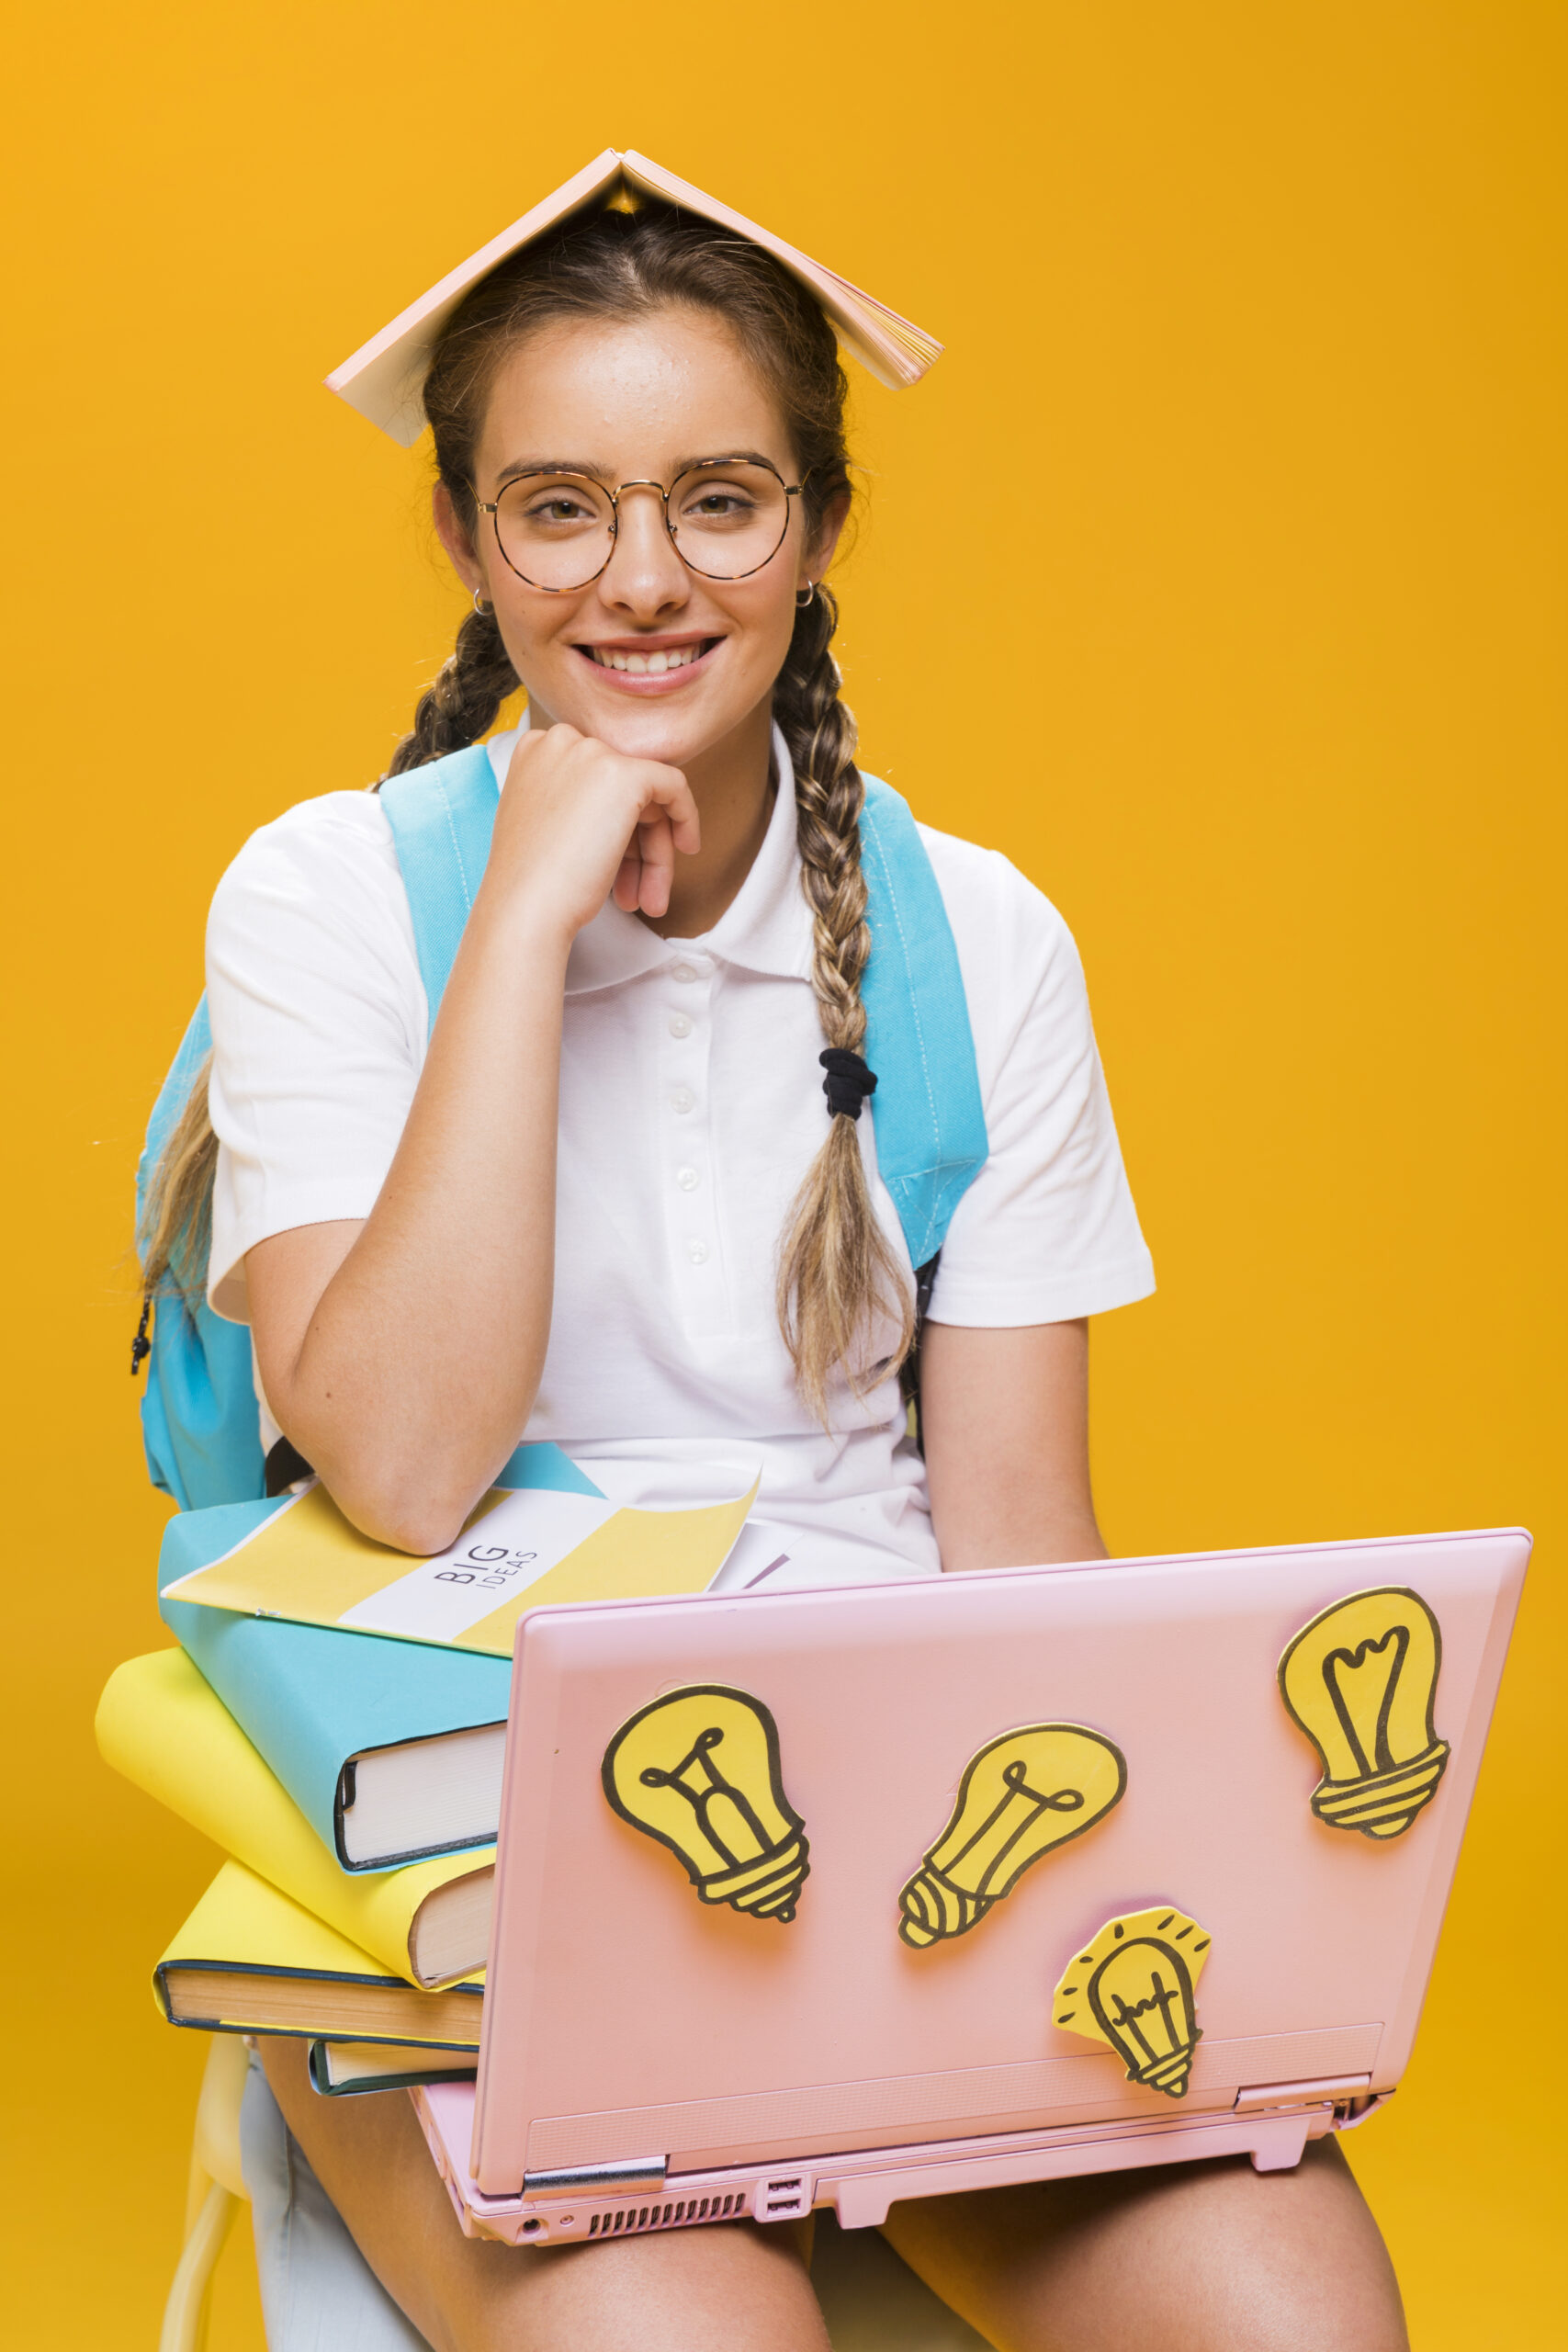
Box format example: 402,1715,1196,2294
258,2041,829,2352
881,2140,1408,2352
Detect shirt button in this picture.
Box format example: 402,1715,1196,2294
670,1086,694,1114
676,1166,700,1192
668,1012,693,1039
670,962,698,985
687,1241,709,1265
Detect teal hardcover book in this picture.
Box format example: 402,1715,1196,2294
157,1443,603,1871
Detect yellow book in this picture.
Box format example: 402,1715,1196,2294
156,1860,482,2048
161,1476,757,1656
97,1650,491,1987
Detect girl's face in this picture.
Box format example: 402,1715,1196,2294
436,307,842,775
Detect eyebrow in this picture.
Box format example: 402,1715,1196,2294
492,458,615,491
675,449,779,473
491,448,785,492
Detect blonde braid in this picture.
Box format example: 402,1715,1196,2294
384,604,519,779
774,586,915,1420
138,1056,218,1301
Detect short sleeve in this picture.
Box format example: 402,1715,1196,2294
205,792,427,1323
918,831,1155,1327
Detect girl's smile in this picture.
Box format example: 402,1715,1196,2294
573,629,724,689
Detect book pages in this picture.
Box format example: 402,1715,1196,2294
326,148,942,444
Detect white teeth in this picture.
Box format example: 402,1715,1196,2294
591,642,706,673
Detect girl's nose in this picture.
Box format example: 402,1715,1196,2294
602,483,689,614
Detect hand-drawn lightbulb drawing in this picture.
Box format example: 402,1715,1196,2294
1052,1905,1212,2098
1277,1585,1450,1840
897,1724,1127,1949
601,1685,809,1922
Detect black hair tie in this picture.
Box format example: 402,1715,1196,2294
820,1047,878,1121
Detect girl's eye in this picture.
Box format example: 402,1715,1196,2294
526,494,597,525
681,489,757,523
499,479,610,534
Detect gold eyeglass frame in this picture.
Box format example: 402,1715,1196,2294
476,456,808,593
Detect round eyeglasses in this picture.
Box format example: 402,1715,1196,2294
477,457,807,594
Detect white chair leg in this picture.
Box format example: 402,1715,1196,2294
162,2035,254,2352
193,2034,252,2199
159,2177,240,2352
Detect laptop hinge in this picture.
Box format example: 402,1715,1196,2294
1235,2073,1371,2109
524,2156,667,2201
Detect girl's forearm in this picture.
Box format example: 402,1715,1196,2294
252,900,571,1552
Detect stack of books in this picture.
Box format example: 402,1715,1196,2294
98,1447,758,2096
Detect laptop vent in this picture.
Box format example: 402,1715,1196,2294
587,2192,746,2238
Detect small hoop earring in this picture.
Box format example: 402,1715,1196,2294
795,582,817,609
473,590,493,616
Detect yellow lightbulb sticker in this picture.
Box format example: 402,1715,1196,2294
1278,1585,1450,1840
602,1685,809,1923
1053,1905,1212,2098
898,1723,1127,1949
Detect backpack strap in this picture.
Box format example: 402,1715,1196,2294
136,996,270,1510
379,747,988,1272
857,776,987,1268
378,745,501,1025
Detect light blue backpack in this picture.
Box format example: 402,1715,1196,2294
134,745,988,1510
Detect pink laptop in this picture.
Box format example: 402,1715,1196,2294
412,1527,1528,2245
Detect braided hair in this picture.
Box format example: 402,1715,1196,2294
141,202,913,1417
384,603,519,778
773,582,913,1415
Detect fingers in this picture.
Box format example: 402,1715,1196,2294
636,766,701,858
510,725,699,842
666,800,702,857
612,811,679,919
494,722,701,932
502,722,571,788
635,809,678,919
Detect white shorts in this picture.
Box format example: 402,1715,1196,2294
240,2052,431,2351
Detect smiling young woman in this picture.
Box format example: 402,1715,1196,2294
146,198,1409,2351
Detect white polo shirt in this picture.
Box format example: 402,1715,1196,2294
206,722,1154,1586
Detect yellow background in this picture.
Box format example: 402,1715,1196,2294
3,3,1562,2342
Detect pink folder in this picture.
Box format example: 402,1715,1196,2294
411,1527,1527,2245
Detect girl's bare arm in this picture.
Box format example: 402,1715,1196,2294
243,728,697,1555
921,1318,1106,1570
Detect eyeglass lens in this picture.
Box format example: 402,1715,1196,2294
491,461,794,591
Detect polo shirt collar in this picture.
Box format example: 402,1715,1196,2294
489,718,811,995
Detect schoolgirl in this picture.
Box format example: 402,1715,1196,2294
148,178,1408,2350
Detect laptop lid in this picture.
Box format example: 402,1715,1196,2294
471,1529,1528,2198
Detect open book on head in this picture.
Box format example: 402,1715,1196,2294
163,1470,760,1657
326,148,943,445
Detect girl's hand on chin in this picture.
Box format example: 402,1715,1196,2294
486,722,701,940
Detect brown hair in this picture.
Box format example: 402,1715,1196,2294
142,202,911,1415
